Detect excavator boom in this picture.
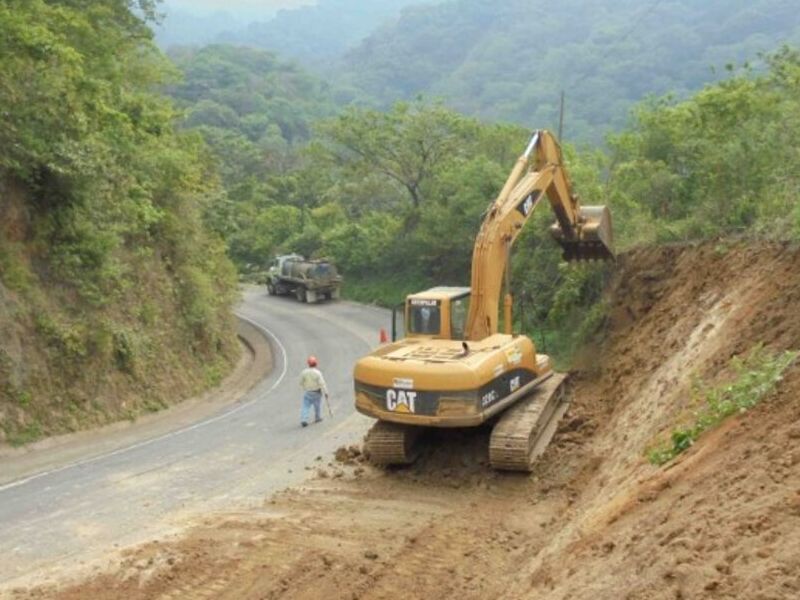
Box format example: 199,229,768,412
465,130,613,340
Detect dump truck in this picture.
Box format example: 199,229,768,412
353,130,614,471
266,254,342,303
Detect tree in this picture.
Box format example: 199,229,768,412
316,101,474,210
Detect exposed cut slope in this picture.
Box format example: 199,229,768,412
514,241,800,598
14,241,800,599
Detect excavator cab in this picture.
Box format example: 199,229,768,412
405,287,471,340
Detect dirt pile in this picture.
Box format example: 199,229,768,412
12,241,800,600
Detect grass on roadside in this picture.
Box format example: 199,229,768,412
5,421,43,447
647,344,798,465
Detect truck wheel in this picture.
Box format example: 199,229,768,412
296,286,306,302
267,282,275,295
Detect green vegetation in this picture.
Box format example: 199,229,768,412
337,0,800,142
648,346,798,465
4,0,800,446
544,47,800,361
0,0,238,444
170,42,800,366
607,47,800,243
5,422,43,448
158,1,800,146
523,47,800,363
165,44,339,268
167,44,338,148
211,99,529,288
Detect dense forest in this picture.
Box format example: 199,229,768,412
154,0,435,67
337,0,800,142
157,0,800,143
164,44,340,266
216,0,435,66
0,0,237,444
169,40,800,359
153,0,315,48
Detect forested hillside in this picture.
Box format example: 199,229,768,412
166,45,339,266
155,0,436,66
215,0,435,66
153,0,298,48
186,44,800,361
338,0,800,141
0,1,237,445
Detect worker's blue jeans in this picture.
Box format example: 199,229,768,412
301,390,322,424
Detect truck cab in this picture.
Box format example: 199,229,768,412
268,254,304,280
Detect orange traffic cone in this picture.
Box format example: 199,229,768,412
379,328,388,343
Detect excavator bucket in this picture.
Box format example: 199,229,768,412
550,206,614,261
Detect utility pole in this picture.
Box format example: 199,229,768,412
558,90,565,141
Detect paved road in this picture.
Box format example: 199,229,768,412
0,288,391,589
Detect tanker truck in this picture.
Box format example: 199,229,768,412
266,254,342,303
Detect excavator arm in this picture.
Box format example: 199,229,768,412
464,130,613,341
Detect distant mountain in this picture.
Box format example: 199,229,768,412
167,44,337,146
154,9,247,48
215,0,436,65
336,0,800,141
153,0,314,49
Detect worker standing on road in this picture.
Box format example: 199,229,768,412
299,355,329,427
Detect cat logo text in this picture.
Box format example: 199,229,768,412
386,389,418,413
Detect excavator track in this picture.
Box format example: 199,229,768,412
489,373,568,472
365,420,424,466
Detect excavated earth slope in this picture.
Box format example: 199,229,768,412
11,241,800,600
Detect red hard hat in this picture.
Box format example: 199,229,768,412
307,355,318,367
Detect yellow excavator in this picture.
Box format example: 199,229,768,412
353,130,614,471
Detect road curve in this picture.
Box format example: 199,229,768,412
0,287,390,589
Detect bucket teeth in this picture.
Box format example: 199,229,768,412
560,242,615,262
550,205,614,261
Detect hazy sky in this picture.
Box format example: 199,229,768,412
163,0,315,17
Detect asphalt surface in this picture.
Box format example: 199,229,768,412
0,288,391,590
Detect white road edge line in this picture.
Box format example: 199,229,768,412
0,313,287,494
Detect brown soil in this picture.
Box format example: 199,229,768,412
10,241,800,600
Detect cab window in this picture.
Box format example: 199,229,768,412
450,295,470,339
408,302,441,335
